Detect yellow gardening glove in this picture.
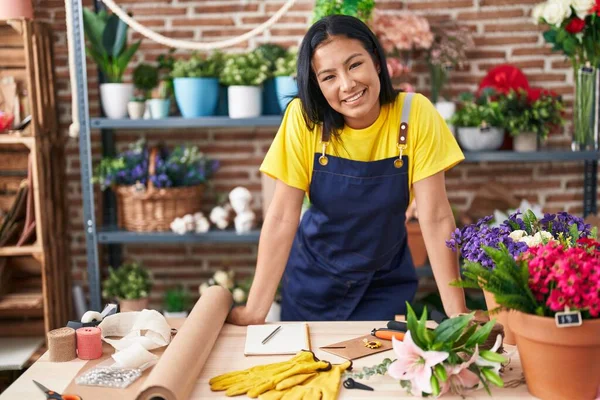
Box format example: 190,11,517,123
209,351,331,398
259,360,352,400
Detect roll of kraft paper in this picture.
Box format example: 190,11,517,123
136,285,233,400
48,327,77,362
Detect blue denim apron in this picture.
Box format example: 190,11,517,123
281,93,418,321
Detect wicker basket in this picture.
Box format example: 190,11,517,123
115,148,205,232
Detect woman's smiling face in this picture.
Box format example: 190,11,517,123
311,35,381,129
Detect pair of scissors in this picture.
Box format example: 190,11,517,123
33,380,82,400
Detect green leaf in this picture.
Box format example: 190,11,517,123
433,314,473,345
103,14,128,57
481,367,504,387
465,320,495,347
433,363,447,383
569,223,580,243
543,29,557,44
453,323,477,349
479,350,507,363
406,302,425,349
82,8,107,54
114,40,141,82
86,45,109,76
418,306,433,346
556,28,568,43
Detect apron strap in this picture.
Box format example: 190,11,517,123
395,92,414,168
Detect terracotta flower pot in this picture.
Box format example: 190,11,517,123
119,297,149,312
483,289,516,345
509,311,600,400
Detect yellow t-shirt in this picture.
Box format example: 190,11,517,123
260,92,464,203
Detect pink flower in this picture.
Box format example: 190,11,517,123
439,347,480,396
388,331,449,394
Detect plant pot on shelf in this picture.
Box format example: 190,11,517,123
119,297,149,312
457,127,504,151
262,78,281,115
513,132,538,152
100,83,134,119
482,289,515,345
509,311,600,400
228,85,262,119
274,76,298,112
173,77,219,118
147,99,171,119
406,220,427,267
127,101,146,120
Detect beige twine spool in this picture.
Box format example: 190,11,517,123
48,327,77,362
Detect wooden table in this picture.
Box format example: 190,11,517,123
1,321,535,399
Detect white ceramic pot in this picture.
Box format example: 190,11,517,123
513,132,538,152
435,101,456,121
100,83,134,119
127,101,146,120
457,127,504,151
163,311,189,319
228,85,262,118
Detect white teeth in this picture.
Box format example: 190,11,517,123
344,90,364,103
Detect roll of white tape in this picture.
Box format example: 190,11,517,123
81,310,104,323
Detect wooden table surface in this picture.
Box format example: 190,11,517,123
1,321,535,399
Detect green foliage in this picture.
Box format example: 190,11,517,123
171,52,226,78
220,51,270,86
164,286,191,313
274,47,299,77
102,261,152,300
500,89,565,139
133,63,159,98
254,43,287,76
82,8,141,83
452,244,541,315
449,90,505,128
312,0,375,24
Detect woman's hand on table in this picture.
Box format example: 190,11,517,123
227,306,266,326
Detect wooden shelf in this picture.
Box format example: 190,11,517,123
0,291,43,317
0,245,43,256
0,135,34,147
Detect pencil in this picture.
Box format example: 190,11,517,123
305,323,311,351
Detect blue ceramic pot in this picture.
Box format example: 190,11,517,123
275,76,298,112
173,77,219,117
262,78,281,115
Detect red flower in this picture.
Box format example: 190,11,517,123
477,64,529,96
527,87,558,103
565,18,586,34
592,0,600,16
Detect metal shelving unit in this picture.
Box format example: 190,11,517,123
70,1,600,311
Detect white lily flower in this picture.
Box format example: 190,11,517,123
508,230,527,241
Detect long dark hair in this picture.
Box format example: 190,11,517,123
296,15,398,141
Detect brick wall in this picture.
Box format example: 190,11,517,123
33,0,598,310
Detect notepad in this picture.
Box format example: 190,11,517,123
244,323,310,356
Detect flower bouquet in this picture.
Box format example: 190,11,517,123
347,303,507,398
371,12,434,78
532,0,600,150
93,139,219,232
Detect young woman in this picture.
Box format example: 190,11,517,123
228,15,471,324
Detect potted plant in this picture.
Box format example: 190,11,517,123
425,23,474,125
273,47,299,112
130,63,159,120
220,51,269,118
102,261,152,312
312,0,375,24
449,90,505,151
92,139,219,231
163,285,191,318
451,212,599,400
171,51,224,118
82,8,141,119
501,88,565,152
255,44,288,115
447,209,594,346
147,80,172,119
